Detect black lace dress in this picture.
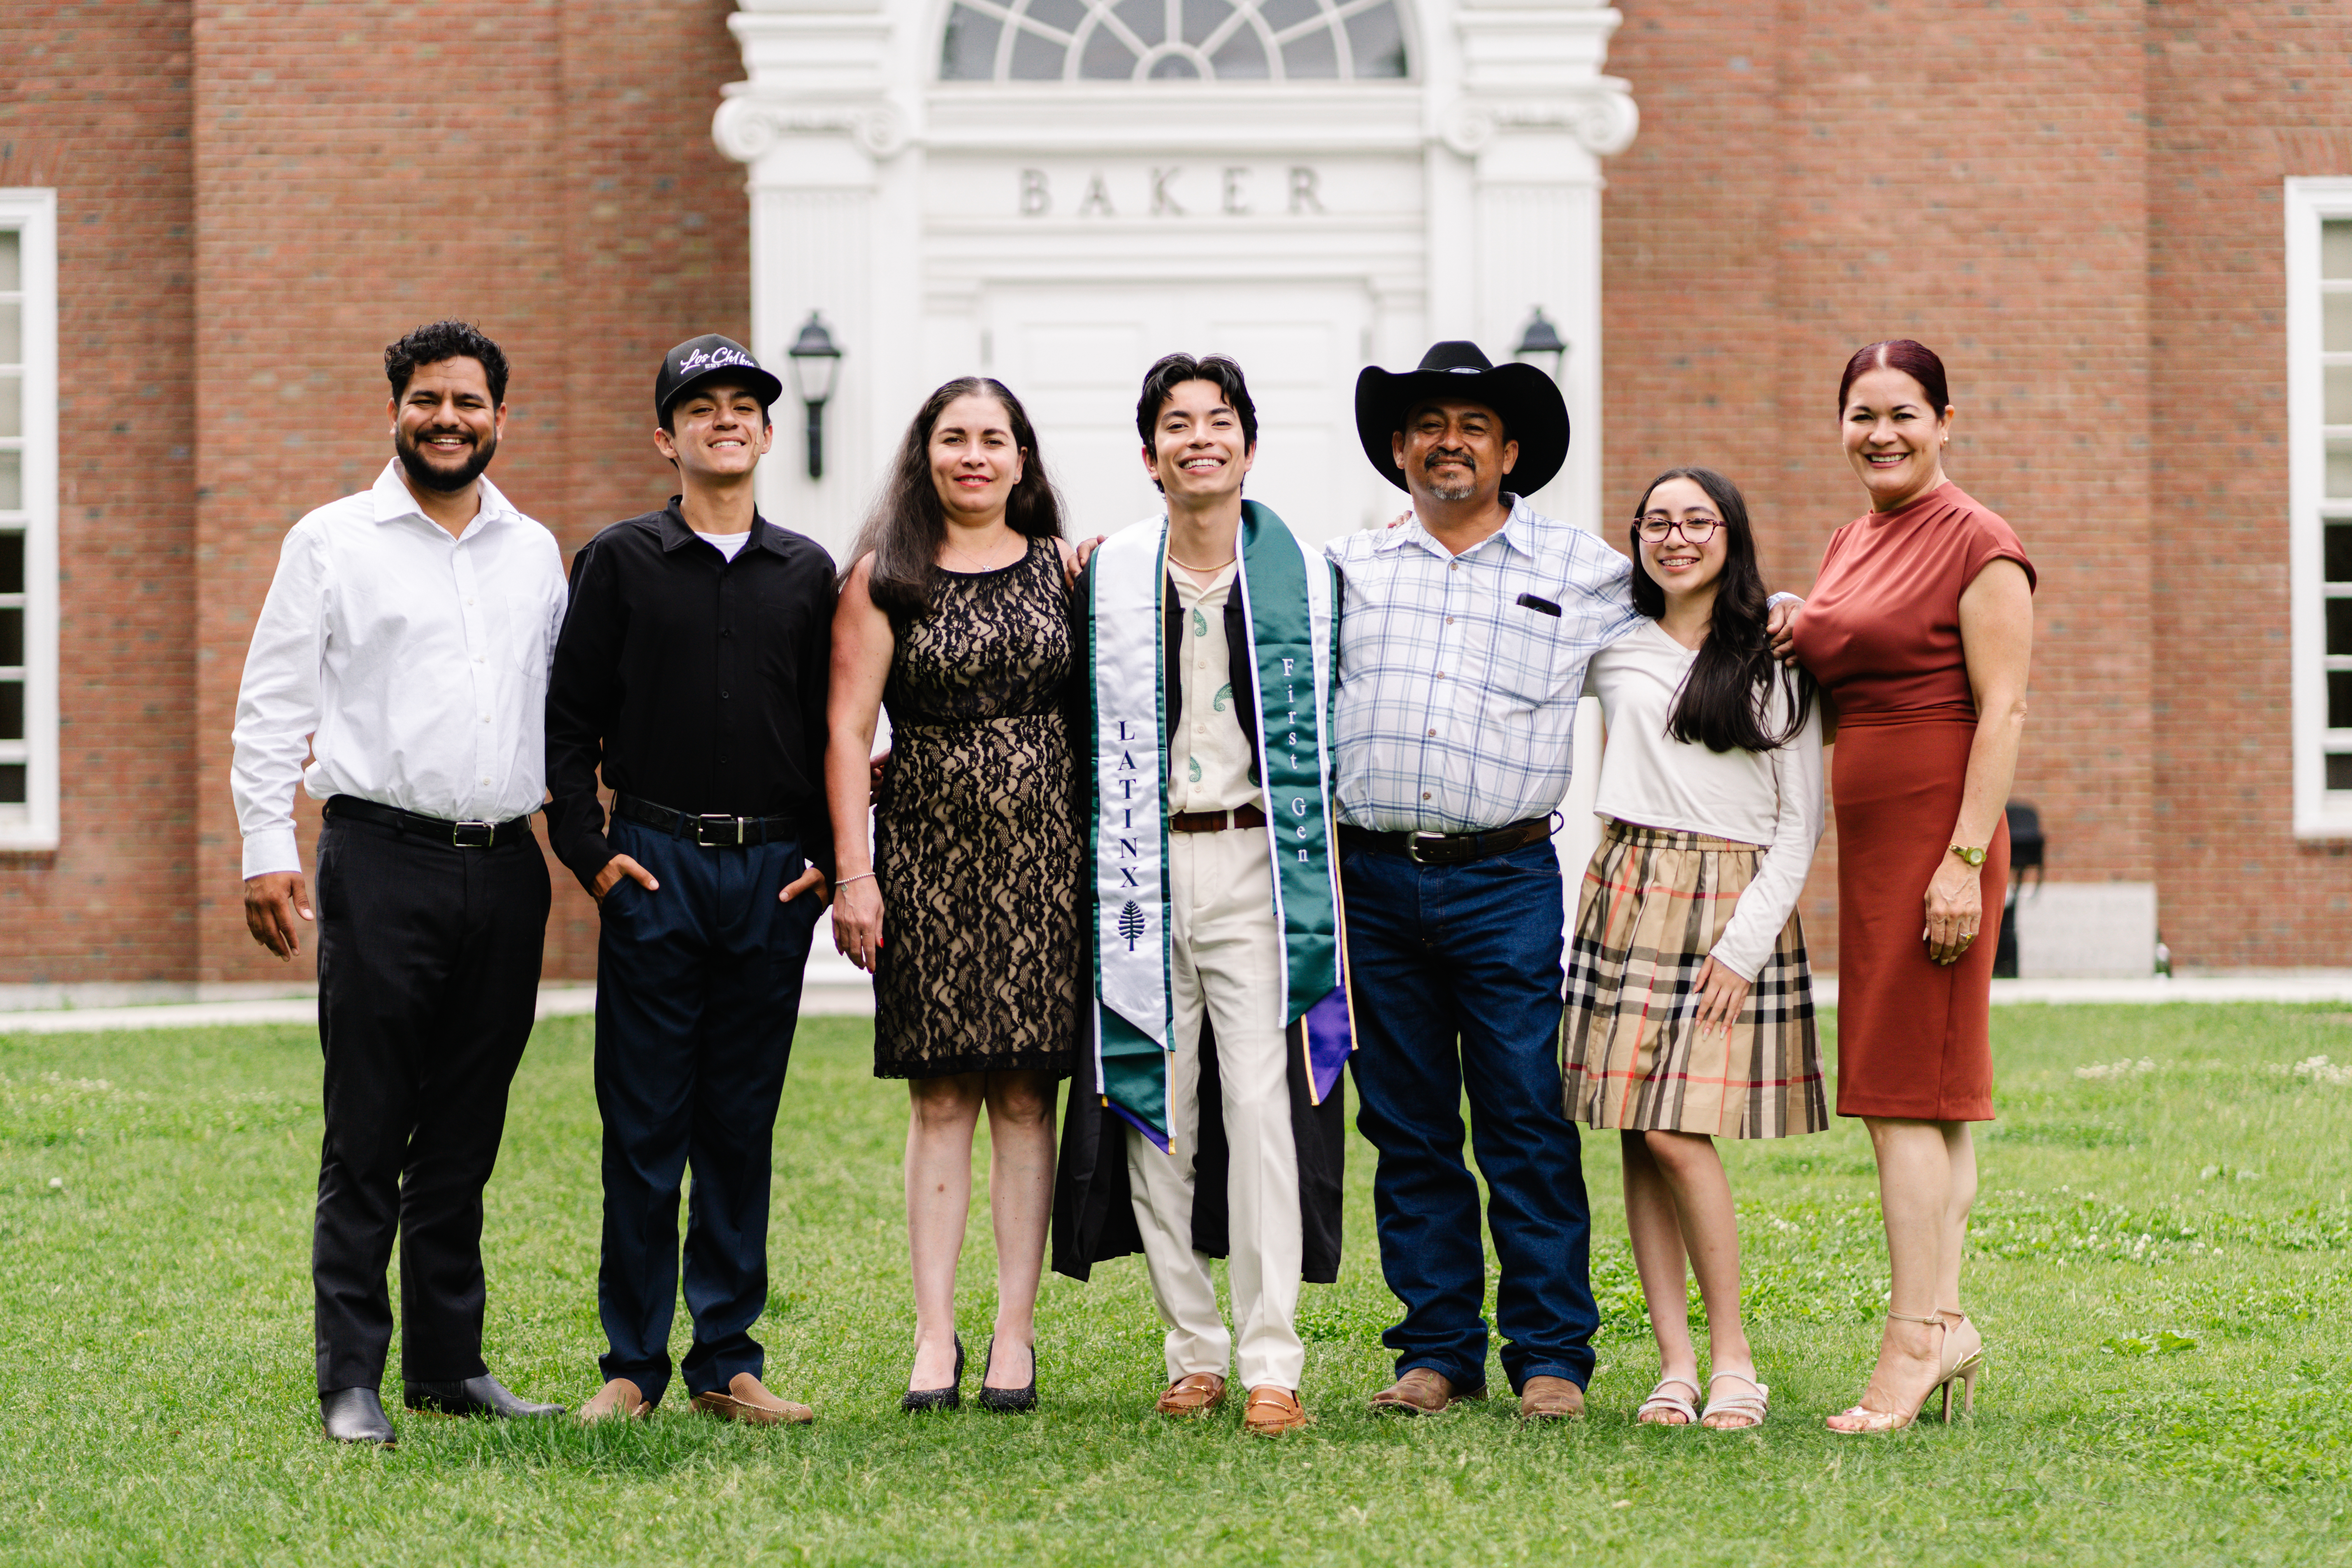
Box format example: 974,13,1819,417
872,536,1080,1079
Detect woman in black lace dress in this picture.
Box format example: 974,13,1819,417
826,377,1079,1412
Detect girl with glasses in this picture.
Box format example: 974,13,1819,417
1560,465,1827,1431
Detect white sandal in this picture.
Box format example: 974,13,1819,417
1635,1377,1700,1426
1700,1371,1769,1429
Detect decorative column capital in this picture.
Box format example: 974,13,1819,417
714,0,910,168
1435,85,1639,159
713,93,912,164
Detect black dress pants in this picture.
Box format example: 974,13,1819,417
593,815,819,1406
312,810,550,1394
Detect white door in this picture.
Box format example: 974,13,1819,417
986,280,1379,546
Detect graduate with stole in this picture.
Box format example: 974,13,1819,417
1050,354,1351,1436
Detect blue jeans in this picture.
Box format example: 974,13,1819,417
594,815,822,1405
1341,836,1597,1394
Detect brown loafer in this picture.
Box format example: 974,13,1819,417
1155,1372,1228,1417
1518,1374,1586,1421
1370,1367,1481,1415
1243,1386,1310,1436
690,1372,814,1426
578,1377,650,1424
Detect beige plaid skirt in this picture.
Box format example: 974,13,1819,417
1561,821,1827,1138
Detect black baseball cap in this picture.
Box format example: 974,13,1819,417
656,334,784,421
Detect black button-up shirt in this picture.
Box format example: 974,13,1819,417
544,500,836,891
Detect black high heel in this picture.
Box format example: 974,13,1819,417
977,1334,1038,1413
901,1332,964,1412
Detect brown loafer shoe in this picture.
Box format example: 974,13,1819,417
1370,1367,1481,1415
1155,1372,1228,1417
1518,1375,1586,1421
578,1377,650,1424
690,1372,814,1426
1243,1386,1310,1436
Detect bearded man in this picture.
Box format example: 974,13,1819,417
231,320,569,1445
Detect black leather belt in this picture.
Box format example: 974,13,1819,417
325,794,533,849
1338,816,1555,866
614,792,797,849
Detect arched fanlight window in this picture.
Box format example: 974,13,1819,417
940,0,1410,83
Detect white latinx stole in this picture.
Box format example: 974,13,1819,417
1088,501,1352,1151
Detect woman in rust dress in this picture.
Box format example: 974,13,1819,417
1788,339,2035,1433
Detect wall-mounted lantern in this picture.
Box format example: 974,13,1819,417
785,311,843,480
1512,307,1567,382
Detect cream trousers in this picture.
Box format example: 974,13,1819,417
1125,827,1305,1392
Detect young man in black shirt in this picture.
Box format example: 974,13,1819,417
545,335,835,1424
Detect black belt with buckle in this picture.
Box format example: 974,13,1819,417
325,794,533,849
613,792,797,849
1337,816,1556,866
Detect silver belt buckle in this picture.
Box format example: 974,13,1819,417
450,819,497,848
694,813,744,848
1407,831,1449,865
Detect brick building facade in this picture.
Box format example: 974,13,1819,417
0,0,2344,991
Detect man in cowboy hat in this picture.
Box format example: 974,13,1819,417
1326,340,1796,1421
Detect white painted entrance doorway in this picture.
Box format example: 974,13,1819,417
715,0,1640,965
985,279,1374,542
716,0,1639,562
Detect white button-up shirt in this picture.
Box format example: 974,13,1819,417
230,461,567,878
1326,495,1641,833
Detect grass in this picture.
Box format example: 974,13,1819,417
1,1005,2349,1566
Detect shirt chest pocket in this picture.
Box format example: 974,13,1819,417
1474,591,1579,706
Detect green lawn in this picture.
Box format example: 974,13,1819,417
1,1005,2348,1566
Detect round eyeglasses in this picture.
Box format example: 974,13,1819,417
1634,513,1722,544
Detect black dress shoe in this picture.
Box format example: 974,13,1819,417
320,1387,397,1445
976,1335,1038,1414
901,1333,964,1412
403,1372,566,1419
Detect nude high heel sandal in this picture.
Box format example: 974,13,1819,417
1826,1310,1949,1435
1934,1308,1985,1423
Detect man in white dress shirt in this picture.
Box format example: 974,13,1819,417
231,321,568,1445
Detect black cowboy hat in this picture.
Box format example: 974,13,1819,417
1354,340,1570,496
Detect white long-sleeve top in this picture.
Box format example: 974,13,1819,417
1583,618,1826,981
230,461,567,879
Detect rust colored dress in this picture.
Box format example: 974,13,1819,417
1789,481,2035,1122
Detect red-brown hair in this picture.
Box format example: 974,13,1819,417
1838,339,1950,415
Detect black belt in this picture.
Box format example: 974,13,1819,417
325,794,534,850
1338,816,1555,866
613,792,797,849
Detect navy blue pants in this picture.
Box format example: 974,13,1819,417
1341,836,1598,1395
593,815,822,1405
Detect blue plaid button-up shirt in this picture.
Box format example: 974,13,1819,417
1326,496,1642,833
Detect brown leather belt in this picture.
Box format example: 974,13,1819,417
1170,803,1268,834
1337,816,1555,866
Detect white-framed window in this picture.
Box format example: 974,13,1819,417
0,190,57,850
939,0,1409,83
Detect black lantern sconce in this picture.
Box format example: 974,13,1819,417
1512,306,1568,382
785,311,843,481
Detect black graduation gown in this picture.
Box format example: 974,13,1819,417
1049,562,1348,1285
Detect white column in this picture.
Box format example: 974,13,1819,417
717,0,921,561
1440,0,1637,536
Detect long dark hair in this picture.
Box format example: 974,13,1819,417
1627,466,1814,754
847,376,1063,618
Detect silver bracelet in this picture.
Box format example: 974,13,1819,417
834,871,877,887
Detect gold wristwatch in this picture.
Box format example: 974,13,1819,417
1948,843,1987,867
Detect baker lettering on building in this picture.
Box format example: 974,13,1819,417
1019,165,1325,217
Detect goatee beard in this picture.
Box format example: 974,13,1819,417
1423,452,1476,503
396,429,496,494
